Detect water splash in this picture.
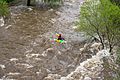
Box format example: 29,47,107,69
0,17,4,27
0,64,5,69
44,49,110,80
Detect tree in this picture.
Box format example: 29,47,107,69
77,0,120,52
99,0,120,52
27,0,31,6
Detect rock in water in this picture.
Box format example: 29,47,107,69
0,17,4,27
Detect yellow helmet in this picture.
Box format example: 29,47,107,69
56,33,60,37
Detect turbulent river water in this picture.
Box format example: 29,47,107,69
0,0,112,80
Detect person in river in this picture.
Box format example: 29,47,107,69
57,34,64,40
54,33,65,43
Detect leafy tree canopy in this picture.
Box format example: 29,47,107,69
77,0,120,52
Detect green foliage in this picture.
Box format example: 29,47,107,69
78,1,120,79
110,0,120,6
0,0,9,16
4,0,15,3
0,0,15,3
99,0,120,50
77,0,120,51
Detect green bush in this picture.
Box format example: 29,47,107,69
4,0,15,3
110,0,120,6
0,0,9,16
77,0,120,52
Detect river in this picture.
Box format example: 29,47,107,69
0,0,107,80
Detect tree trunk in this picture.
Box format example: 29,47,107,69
27,0,31,6
109,44,113,53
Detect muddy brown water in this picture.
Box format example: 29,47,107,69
0,0,93,80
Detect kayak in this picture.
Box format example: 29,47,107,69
54,39,66,43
